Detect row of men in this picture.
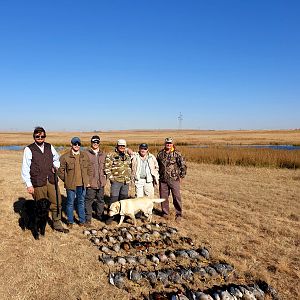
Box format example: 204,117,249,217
21,127,187,233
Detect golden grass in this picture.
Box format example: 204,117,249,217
0,129,300,146
0,150,299,299
1,130,299,169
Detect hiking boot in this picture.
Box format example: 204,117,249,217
84,221,92,228
52,211,69,233
162,214,169,220
105,217,114,225
175,215,182,222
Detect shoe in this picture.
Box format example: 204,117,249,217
175,216,182,222
84,221,92,228
78,223,85,227
162,214,169,220
105,217,114,225
67,223,73,229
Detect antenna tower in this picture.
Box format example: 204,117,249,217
178,112,183,130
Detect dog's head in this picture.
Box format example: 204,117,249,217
109,202,121,217
36,199,51,217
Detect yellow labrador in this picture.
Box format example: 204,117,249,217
109,197,165,226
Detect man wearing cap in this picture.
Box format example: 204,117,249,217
58,137,92,228
157,137,187,222
21,126,69,233
84,135,107,226
104,139,132,225
131,143,159,198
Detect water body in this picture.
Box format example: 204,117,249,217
0,145,87,151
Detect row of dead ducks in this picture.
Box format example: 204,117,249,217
84,224,180,243
140,282,279,300
100,247,210,267
96,236,200,255
109,263,234,288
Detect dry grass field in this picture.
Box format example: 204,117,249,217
0,129,300,146
0,146,299,299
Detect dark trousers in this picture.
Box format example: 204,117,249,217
109,181,129,205
159,180,182,217
85,187,105,222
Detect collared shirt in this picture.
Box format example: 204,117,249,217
21,143,60,187
138,155,148,179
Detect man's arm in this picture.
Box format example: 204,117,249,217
177,152,187,178
51,145,60,169
21,147,35,194
21,147,33,187
104,154,113,180
57,155,66,182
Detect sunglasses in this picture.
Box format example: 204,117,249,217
118,145,126,147
72,143,81,146
165,142,173,144
92,141,100,144
140,148,148,150
35,135,46,139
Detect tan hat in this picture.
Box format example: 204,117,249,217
165,137,173,143
117,139,127,146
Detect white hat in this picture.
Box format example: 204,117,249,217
117,139,127,146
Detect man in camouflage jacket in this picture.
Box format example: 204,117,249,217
104,139,132,224
157,137,187,222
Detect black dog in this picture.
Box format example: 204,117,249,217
20,199,51,240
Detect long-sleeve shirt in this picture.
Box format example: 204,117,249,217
21,143,60,188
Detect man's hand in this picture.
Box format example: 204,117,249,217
27,186,34,194
126,148,133,156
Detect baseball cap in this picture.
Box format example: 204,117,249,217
91,135,100,143
139,143,148,149
117,139,127,146
165,137,173,143
71,137,81,145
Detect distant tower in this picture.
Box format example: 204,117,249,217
178,112,183,130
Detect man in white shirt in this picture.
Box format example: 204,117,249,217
21,127,69,233
131,143,159,198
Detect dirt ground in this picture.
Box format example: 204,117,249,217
0,150,299,300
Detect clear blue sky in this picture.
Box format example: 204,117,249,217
0,0,299,131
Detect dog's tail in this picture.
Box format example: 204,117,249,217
151,198,166,203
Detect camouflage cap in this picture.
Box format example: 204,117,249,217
117,139,127,146
165,137,173,143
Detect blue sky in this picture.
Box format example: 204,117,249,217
0,0,299,131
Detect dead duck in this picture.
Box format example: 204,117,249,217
128,269,142,282
116,256,126,265
100,245,111,254
112,243,121,252
143,271,157,285
109,272,125,289
156,270,169,285
126,255,138,264
186,249,200,259
197,247,210,260
101,255,114,266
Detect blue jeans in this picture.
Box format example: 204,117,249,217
66,186,86,224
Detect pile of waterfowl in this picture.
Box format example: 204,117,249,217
83,223,279,299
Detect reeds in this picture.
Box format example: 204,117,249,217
147,146,300,169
